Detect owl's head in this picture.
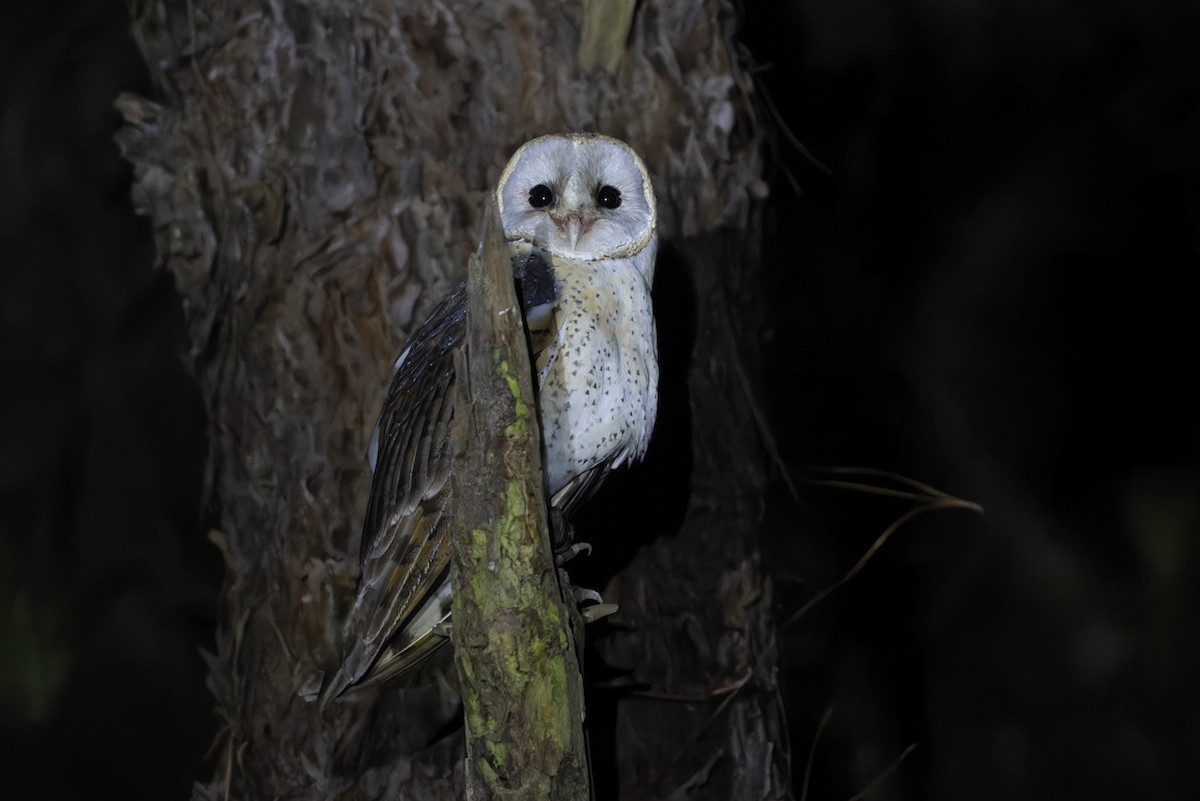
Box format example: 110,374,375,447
497,133,657,271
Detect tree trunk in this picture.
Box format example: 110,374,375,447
117,0,788,798
449,202,589,799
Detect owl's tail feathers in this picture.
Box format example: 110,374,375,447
351,626,452,691
317,650,372,708
317,624,453,707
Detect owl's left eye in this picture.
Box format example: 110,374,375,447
597,185,622,209
528,184,554,208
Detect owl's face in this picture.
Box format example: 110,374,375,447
497,134,657,273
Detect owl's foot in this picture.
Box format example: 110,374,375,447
581,602,619,623
554,564,618,624
555,540,592,565
570,583,619,623
549,509,614,620
572,585,603,605
568,582,619,623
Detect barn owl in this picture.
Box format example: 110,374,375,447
321,134,659,702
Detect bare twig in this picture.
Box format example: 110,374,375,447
783,469,983,629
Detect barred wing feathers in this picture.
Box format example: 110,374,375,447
322,284,467,702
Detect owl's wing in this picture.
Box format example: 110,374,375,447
321,282,468,703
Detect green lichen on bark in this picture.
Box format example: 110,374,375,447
495,355,531,440
449,203,589,799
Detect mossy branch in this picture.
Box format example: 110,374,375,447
448,201,590,800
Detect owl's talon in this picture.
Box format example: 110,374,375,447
556,541,592,565
581,603,619,623
573,585,604,605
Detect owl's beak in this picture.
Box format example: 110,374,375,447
564,215,585,249
554,210,599,250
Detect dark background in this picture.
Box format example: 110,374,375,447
2,1,1197,799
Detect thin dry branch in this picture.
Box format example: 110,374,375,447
783,469,984,629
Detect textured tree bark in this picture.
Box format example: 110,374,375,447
116,1,788,798
449,203,589,799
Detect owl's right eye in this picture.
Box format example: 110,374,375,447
528,184,554,208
